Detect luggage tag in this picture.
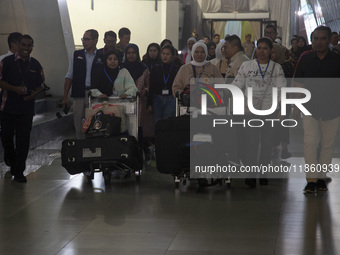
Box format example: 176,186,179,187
162,89,169,95
93,114,103,130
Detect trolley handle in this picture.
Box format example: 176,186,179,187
175,91,179,117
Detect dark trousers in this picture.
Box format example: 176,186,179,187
243,114,276,177
1,112,33,176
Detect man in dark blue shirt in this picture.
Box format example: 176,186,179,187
0,34,44,182
62,29,103,139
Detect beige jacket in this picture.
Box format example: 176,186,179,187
225,51,250,80
172,62,223,95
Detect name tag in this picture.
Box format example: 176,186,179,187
162,90,169,95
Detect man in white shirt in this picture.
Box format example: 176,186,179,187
0,32,22,62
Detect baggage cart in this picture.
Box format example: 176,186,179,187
61,93,143,185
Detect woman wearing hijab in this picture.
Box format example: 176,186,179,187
231,37,286,187
147,45,180,127
206,41,217,61
91,50,137,98
172,41,223,96
183,37,197,64
122,43,150,138
142,43,161,70
210,40,228,78
160,39,184,67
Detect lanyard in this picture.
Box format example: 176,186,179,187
192,65,205,79
16,59,31,86
257,59,270,82
162,64,172,86
104,67,120,85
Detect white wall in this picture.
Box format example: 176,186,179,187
66,0,179,56
0,0,180,97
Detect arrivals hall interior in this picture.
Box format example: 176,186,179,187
1,0,340,254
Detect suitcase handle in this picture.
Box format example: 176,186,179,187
67,141,75,146
68,157,76,162
121,154,128,159
120,137,128,142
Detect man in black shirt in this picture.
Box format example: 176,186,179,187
0,35,44,182
294,26,340,193
98,30,117,55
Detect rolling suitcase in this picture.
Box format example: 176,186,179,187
155,115,190,175
61,136,143,176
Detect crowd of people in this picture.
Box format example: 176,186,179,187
0,24,340,193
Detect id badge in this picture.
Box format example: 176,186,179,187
162,90,169,95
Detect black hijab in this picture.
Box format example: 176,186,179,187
122,43,148,81
142,43,161,69
104,50,120,84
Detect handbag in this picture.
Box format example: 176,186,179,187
85,103,126,132
83,110,121,138
245,62,276,115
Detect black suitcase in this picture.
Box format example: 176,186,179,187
155,114,239,175
61,136,143,175
155,115,190,174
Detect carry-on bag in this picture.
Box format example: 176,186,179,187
84,110,121,138
155,115,190,174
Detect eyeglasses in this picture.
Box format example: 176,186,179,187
264,31,276,35
81,38,93,42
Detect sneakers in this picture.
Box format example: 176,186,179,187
304,179,328,193
13,175,27,183
316,179,328,191
304,182,316,193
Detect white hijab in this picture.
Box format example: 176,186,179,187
185,37,197,64
190,42,208,67
215,40,225,60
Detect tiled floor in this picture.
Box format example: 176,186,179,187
1,124,340,255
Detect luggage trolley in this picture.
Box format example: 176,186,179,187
61,93,143,186
155,91,237,192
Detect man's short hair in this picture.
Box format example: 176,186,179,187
331,31,338,36
118,27,131,38
8,32,22,48
104,30,117,39
265,24,277,33
313,26,331,39
19,34,34,45
86,29,99,40
224,35,244,52
204,36,211,40
257,37,273,50
213,34,220,38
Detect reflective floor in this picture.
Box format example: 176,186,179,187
1,124,340,255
